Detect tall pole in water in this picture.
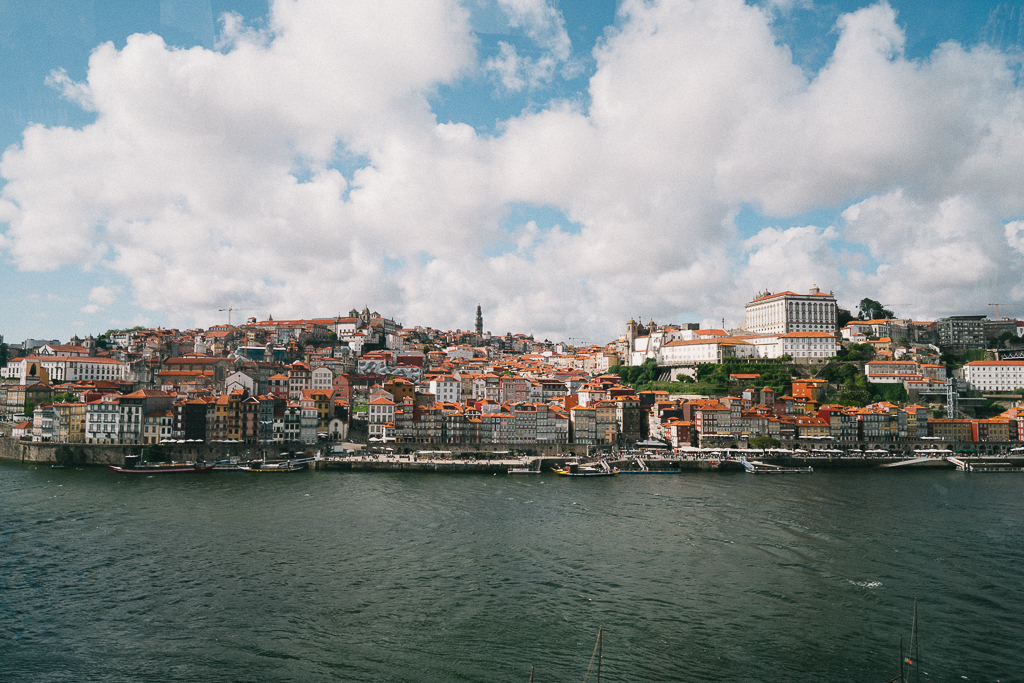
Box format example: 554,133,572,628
913,598,920,683
899,635,904,683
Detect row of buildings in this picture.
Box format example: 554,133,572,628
8,295,1024,449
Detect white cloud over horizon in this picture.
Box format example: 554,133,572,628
80,284,121,315
2,0,1024,344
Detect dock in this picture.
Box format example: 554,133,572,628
739,458,813,474
948,457,1024,472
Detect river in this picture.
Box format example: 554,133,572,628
1,462,1021,682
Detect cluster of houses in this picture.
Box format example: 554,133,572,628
0,313,636,447
7,292,1024,449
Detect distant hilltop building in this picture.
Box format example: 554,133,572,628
475,304,483,336
744,286,837,335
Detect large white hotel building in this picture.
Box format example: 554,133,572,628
744,287,838,334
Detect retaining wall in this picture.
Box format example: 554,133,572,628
0,438,316,466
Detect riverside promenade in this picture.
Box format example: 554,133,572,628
4,436,1023,472
317,451,1024,473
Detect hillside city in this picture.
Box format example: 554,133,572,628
3,288,1024,453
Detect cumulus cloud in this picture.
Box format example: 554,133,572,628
484,0,574,91
4,0,1024,342
81,284,121,314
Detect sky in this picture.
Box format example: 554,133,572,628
2,0,1024,346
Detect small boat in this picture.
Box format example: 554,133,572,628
552,460,618,477
213,458,263,472
109,455,215,474
243,459,308,472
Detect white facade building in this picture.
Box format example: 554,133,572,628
311,366,334,392
777,332,840,359
6,356,128,383
367,397,396,440
85,397,142,444
960,361,1024,392
429,376,461,403
658,339,757,364
744,287,838,334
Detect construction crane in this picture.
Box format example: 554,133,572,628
988,302,1024,320
218,308,258,326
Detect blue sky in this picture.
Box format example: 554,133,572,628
1,0,1024,345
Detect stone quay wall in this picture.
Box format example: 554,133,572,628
0,438,316,466
0,438,595,466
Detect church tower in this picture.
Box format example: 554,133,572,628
475,304,483,335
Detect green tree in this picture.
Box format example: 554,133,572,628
0,342,8,367
820,362,859,384
872,382,908,404
616,359,661,389
836,309,854,329
749,436,781,449
835,388,872,407
974,400,1005,419
858,298,895,320
841,343,875,361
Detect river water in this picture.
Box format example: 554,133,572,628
1,462,1021,682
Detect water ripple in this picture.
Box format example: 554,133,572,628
1,465,1022,681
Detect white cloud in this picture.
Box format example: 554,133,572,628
484,0,573,91
80,284,121,314
485,42,528,91
88,285,120,307
4,0,1024,342
46,67,95,110
498,0,571,58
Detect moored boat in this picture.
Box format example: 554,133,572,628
108,455,215,474
243,459,308,472
552,460,618,477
